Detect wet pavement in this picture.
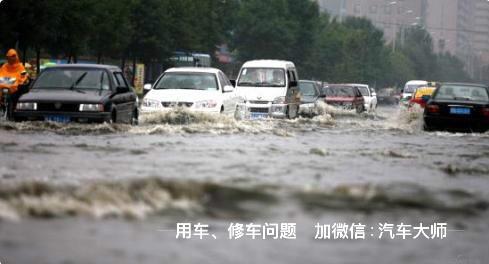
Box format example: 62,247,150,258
0,105,488,264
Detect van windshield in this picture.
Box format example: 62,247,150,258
237,68,285,87
404,84,426,93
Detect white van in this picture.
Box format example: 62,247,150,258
401,80,427,106
235,60,301,119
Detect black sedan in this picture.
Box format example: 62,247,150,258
423,83,489,132
13,64,139,124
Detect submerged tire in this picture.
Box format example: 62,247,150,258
131,109,139,126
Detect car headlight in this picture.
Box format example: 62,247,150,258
16,102,37,110
194,100,218,109
79,104,104,112
2,88,9,94
272,96,286,104
142,98,160,108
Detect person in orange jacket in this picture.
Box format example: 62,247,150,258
0,49,30,94
0,49,30,118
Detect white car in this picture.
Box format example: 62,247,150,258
235,60,301,119
401,80,427,107
352,84,377,112
141,67,242,115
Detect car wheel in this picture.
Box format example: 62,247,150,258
111,110,117,124
131,109,138,126
423,124,433,132
356,105,363,114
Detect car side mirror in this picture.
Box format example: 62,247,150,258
143,83,152,91
116,86,129,93
289,80,298,87
421,95,431,102
223,85,234,93
400,89,404,94
229,80,236,87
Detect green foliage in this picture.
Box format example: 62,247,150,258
0,0,472,86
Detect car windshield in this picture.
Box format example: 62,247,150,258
237,68,285,87
325,86,355,97
299,82,318,96
434,85,489,102
154,72,218,90
404,84,426,93
33,69,110,90
357,87,369,96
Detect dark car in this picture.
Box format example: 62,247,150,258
423,83,489,132
13,64,139,124
323,84,365,113
298,80,322,116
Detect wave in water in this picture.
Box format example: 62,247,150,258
0,178,486,221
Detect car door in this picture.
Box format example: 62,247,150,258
286,69,301,109
218,71,237,114
112,71,136,122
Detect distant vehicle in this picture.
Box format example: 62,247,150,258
377,88,399,105
401,80,427,107
141,67,242,115
423,83,489,132
350,84,377,112
409,82,437,109
13,64,139,124
298,80,322,117
235,60,301,119
170,52,211,67
324,84,365,113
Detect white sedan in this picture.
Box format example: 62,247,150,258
141,67,242,115
355,84,377,112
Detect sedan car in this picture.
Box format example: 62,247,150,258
353,83,377,112
423,83,489,132
13,64,139,124
324,84,365,113
141,67,242,115
298,80,322,117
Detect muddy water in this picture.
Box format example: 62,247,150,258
0,106,488,264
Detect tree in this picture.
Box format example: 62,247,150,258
398,26,437,80
89,0,132,63
232,0,297,61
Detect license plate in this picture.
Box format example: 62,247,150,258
45,115,70,123
450,107,471,115
250,113,268,120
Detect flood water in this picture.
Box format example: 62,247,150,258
0,105,488,264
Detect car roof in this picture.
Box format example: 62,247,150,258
405,80,428,85
46,64,121,71
328,84,359,87
344,83,369,88
242,60,295,69
440,82,488,88
165,67,221,74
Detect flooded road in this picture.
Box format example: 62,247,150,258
0,105,488,264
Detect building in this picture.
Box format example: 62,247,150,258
317,0,424,45
317,0,489,81
316,0,345,18
472,0,489,82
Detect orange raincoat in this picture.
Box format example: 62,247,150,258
0,49,29,94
